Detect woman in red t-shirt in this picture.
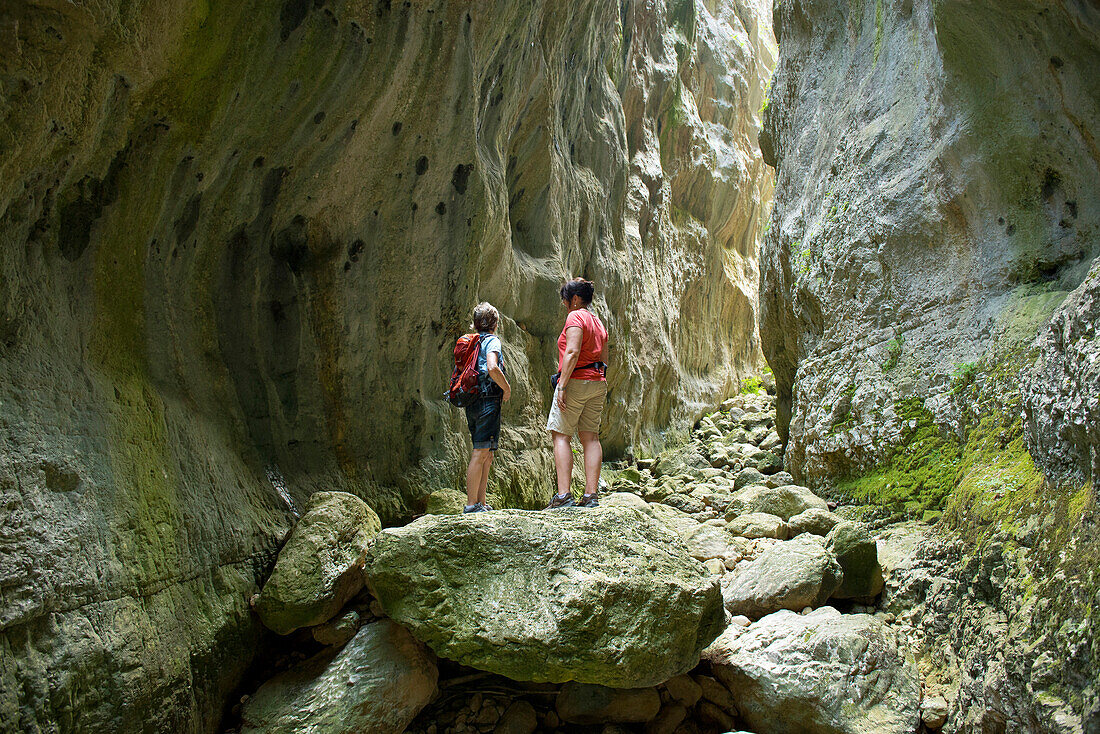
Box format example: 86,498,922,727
545,278,608,509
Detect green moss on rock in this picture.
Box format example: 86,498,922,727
836,398,961,514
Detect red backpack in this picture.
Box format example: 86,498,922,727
445,333,483,407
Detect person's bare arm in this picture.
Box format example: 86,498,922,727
556,326,583,409
487,350,511,401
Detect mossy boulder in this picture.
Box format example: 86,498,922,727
240,620,437,734
425,489,466,515
363,508,724,687
734,468,767,490
255,492,381,635
825,521,884,600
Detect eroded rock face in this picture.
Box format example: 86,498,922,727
239,620,438,734
0,0,773,728
1023,258,1100,484
759,0,1100,482
363,507,725,687
705,607,921,734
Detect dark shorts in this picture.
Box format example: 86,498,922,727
465,396,502,451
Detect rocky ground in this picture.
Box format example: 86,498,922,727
221,380,973,734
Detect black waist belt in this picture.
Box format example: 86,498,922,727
550,362,606,390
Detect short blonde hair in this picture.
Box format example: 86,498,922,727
472,302,499,332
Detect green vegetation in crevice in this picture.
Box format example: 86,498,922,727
949,360,979,393
657,79,685,168
740,375,764,395
828,384,857,434
873,0,884,65
759,76,773,116
836,398,961,516
881,334,904,372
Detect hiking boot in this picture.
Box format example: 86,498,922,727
579,493,599,508
544,493,576,510
463,503,488,513
482,502,495,511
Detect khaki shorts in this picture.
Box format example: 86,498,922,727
546,379,607,435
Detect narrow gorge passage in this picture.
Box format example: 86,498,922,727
1,0,1098,733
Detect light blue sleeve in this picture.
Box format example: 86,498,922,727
478,334,503,374
485,335,502,367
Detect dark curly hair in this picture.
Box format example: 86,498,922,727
560,277,595,305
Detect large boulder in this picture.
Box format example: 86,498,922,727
679,523,749,567
720,536,842,619
826,522,884,600
787,507,843,537
724,485,829,522
240,620,438,734
704,607,920,734
726,512,789,540
648,502,704,539
363,507,724,687
255,492,381,635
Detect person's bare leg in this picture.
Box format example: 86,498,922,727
552,431,574,497
478,452,493,505
579,431,602,496
467,449,491,505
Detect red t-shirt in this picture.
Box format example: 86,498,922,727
558,309,608,381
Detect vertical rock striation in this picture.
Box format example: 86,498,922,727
0,0,773,730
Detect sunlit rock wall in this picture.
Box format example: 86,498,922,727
0,0,774,730
759,0,1099,482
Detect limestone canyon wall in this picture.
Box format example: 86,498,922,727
760,0,1099,481
0,0,774,730
758,0,1100,728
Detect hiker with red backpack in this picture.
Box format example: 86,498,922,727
545,278,608,509
446,302,510,513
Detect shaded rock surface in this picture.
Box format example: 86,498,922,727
825,521,884,600
555,682,660,725
239,620,438,734
254,491,380,635
705,607,920,734
363,507,724,687
0,0,774,728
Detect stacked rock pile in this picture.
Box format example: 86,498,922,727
225,385,930,734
